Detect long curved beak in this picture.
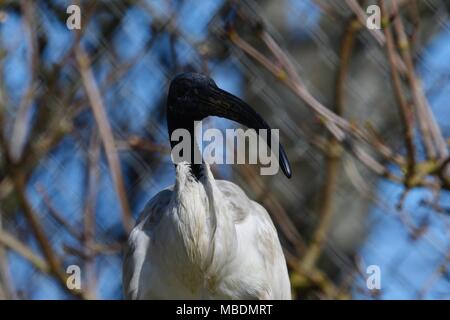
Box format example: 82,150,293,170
197,86,292,179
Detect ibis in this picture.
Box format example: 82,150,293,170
123,73,292,299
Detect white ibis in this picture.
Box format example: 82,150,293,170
123,73,292,299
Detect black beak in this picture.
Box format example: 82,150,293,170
202,87,292,179
167,73,292,179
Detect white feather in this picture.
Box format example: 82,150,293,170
123,162,291,299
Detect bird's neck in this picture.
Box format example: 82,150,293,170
172,163,216,269
168,113,204,180
172,163,236,273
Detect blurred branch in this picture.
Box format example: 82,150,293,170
10,170,89,299
418,250,450,299
76,46,134,234
344,0,385,44
35,184,84,241
0,130,87,298
381,1,416,186
284,249,349,299
36,181,122,257
83,130,100,298
116,135,170,154
346,153,447,252
0,212,15,299
226,4,450,192
228,27,403,183
391,0,448,160
344,0,407,73
10,0,39,162
0,229,50,274
301,16,359,272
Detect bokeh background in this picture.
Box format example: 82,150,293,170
0,0,449,299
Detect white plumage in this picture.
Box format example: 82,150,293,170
123,162,291,299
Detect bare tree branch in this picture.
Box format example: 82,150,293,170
76,46,134,234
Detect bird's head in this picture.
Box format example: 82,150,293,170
167,73,220,118
167,72,292,179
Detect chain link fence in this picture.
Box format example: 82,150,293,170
0,0,449,299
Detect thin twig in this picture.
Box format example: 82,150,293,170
0,213,16,299
391,0,448,160
10,1,39,162
381,0,416,185
0,229,50,274
35,184,85,240
83,130,100,298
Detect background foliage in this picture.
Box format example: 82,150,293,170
0,0,449,299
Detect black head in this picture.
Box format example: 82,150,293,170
169,73,218,98
167,73,220,119
166,72,292,179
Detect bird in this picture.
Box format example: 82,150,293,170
123,72,292,299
